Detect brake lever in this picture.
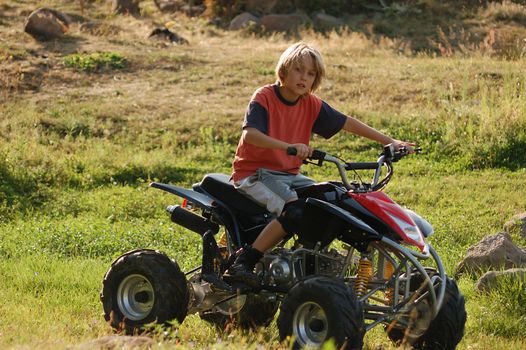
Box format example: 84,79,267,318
382,144,396,160
307,149,326,166
303,159,323,166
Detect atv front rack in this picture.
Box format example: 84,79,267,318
351,237,446,332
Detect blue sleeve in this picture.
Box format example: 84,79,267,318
242,101,268,134
312,101,347,139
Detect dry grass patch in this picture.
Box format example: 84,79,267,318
483,0,526,23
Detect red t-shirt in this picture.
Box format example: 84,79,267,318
232,84,346,182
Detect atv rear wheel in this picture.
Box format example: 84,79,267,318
386,270,466,350
101,249,189,334
200,293,279,330
277,276,365,350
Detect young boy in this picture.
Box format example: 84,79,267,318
225,42,414,287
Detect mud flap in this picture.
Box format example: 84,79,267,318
201,229,232,291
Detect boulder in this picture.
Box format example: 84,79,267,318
260,12,310,33
24,7,70,41
476,268,526,292
456,232,526,276
504,212,526,238
229,12,260,31
111,0,140,16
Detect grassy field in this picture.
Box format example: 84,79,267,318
1,0,526,349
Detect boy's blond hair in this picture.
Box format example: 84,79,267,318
275,42,326,94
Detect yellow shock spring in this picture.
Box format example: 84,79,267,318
218,232,227,247
354,257,373,297
384,260,395,304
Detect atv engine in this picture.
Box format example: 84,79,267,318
256,247,347,288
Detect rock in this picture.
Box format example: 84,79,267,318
260,12,310,33
504,212,526,238
24,7,70,41
74,335,154,349
229,12,260,31
148,27,189,44
153,0,185,13
111,0,140,16
313,11,343,31
244,0,278,15
456,232,526,276
476,268,526,292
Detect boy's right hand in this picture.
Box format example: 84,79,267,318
289,143,312,160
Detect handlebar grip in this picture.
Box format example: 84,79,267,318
286,147,326,161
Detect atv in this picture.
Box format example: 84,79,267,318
100,145,467,349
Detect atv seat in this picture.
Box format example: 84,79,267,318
198,173,268,215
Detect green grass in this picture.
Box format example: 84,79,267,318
1,0,526,348
0,256,108,345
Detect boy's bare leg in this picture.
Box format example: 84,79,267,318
252,196,297,252
252,219,286,252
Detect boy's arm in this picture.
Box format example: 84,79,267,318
342,116,415,150
342,116,393,144
242,127,311,159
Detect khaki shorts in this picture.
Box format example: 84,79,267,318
234,169,315,216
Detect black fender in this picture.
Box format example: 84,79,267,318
298,198,381,248
150,182,215,210
150,182,246,247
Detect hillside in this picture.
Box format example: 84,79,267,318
1,1,526,349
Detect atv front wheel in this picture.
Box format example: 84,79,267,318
100,249,189,334
277,276,365,349
386,271,466,350
200,293,279,330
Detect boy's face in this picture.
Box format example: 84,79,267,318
280,55,317,101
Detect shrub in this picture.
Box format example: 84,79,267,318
203,0,243,20
294,0,349,16
63,52,127,71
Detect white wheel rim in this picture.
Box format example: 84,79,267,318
293,301,328,347
117,274,154,321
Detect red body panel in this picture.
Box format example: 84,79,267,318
349,191,425,251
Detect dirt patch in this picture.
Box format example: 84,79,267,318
72,335,154,350
0,59,48,95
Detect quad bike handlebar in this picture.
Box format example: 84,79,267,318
287,144,421,192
